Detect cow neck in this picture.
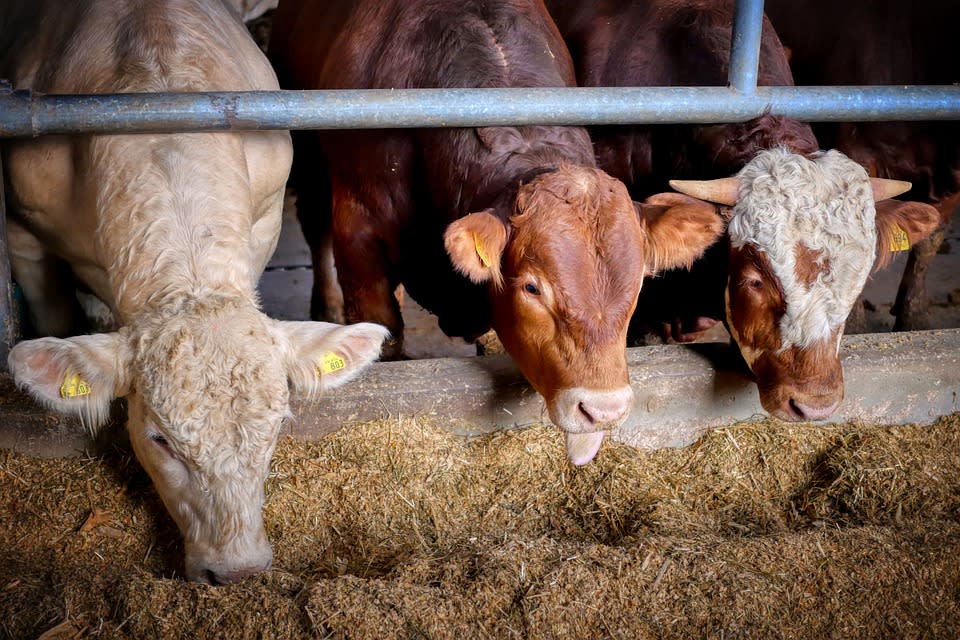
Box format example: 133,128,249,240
126,291,253,327
90,133,261,322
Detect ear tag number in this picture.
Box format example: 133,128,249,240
316,352,347,377
474,234,492,268
889,224,911,252
60,373,91,398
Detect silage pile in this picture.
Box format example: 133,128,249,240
2,413,959,639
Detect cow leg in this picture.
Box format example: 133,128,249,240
290,131,344,324
891,193,957,331
891,229,942,331
310,230,344,324
6,219,87,337
845,298,867,334
331,191,404,359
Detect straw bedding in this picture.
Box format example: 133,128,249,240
2,413,959,639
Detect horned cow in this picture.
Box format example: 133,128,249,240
672,149,939,420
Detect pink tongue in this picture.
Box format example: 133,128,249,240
564,431,606,466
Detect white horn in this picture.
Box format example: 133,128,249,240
870,178,912,201
668,177,741,206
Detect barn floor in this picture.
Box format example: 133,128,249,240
3,413,959,639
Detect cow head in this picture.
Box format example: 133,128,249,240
671,148,940,421
445,164,724,464
8,300,388,585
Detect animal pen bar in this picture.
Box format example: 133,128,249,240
1,86,960,136
1,0,960,365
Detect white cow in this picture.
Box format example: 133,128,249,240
0,0,389,585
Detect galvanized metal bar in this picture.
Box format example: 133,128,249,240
728,0,765,94
2,86,959,138
0,152,18,368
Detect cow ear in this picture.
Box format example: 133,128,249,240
444,209,508,288
874,199,942,269
275,320,390,395
7,333,132,431
635,193,726,275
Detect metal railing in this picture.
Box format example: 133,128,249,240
2,85,959,137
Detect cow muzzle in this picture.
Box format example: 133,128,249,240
185,533,273,586
767,386,843,422
755,346,844,423
549,386,634,466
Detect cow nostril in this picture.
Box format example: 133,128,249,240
788,398,806,420
205,564,269,586
209,570,237,587
577,402,595,425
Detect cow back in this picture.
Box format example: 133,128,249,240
0,0,277,93
765,0,960,204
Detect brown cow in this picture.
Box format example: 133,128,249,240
1,0,388,584
544,0,941,420
764,0,960,331
268,0,725,464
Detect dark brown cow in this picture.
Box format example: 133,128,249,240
764,0,960,331
545,0,941,421
268,0,725,464
545,0,819,193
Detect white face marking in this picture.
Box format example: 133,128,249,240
727,149,877,350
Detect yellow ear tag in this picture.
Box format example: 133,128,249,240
60,373,91,399
315,352,347,377
474,234,492,268
889,224,911,252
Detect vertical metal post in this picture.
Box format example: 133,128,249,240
728,0,765,95
0,149,20,369
0,80,21,368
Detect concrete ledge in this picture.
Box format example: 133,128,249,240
2,329,958,458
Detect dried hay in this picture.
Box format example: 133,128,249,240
2,413,959,639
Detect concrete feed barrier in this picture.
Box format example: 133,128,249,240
1,329,958,457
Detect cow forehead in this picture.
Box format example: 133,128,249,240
728,149,877,348
511,166,643,265
132,305,289,463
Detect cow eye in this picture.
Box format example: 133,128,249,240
744,277,764,291
149,432,174,456
524,282,541,296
